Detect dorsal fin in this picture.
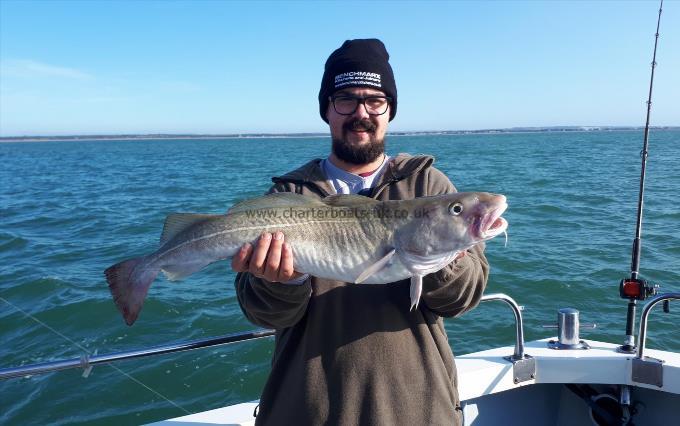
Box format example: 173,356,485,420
160,213,217,245
322,194,380,207
227,192,324,215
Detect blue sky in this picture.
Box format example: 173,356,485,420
0,0,678,136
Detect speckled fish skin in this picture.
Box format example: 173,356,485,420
105,191,508,325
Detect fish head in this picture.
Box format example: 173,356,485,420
396,192,508,256
465,192,508,242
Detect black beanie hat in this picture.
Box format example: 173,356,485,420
318,38,397,123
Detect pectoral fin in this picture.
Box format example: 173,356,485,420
410,275,423,311
355,249,396,284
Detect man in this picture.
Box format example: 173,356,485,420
233,39,489,425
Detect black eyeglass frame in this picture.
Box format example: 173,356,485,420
328,95,393,116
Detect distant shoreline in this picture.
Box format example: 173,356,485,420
1,126,678,143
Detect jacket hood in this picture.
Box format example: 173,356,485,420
271,153,435,190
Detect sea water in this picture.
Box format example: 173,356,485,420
1,131,678,424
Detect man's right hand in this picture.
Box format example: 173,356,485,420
231,231,304,283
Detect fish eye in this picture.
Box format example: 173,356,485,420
448,202,464,216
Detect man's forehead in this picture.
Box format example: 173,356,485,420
334,87,386,97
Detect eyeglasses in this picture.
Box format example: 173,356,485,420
329,95,392,116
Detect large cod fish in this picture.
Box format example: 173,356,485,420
105,192,508,325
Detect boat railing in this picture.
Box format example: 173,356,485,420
637,292,680,360
478,293,535,384
479,293,526,360
629,292,679,388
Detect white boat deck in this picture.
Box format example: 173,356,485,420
152,338,680,425
457,338,680,400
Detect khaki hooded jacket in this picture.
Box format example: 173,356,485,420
235,154,489,426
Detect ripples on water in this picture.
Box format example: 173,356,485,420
0,131,678,424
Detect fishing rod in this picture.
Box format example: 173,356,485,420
0,329,275,381
618,0,663,354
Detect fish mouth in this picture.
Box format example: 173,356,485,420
476,200,508,240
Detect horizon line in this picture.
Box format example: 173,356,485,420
1,125,679,142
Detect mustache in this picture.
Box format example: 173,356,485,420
344,119,376,133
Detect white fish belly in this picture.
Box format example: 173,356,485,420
292,243,411,284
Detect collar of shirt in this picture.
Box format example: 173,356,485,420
321,155,390,195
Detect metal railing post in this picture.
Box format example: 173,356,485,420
480,293,526,360
637,293,680,359
478,293,535,384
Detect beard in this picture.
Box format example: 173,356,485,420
331,119,386,165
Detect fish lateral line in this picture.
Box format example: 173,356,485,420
150,217,378,264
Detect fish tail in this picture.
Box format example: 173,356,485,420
105,257,158,326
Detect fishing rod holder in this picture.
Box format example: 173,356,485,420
479,293,535,384
631,292,680,388
618,278,660,354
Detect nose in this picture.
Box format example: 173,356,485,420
351,101,371,119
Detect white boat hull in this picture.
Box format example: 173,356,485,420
152,337,680,425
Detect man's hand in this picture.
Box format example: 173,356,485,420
231,231,304,283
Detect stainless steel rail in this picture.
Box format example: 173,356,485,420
637,292,680,359
480,293,525,360
0,329,275,380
